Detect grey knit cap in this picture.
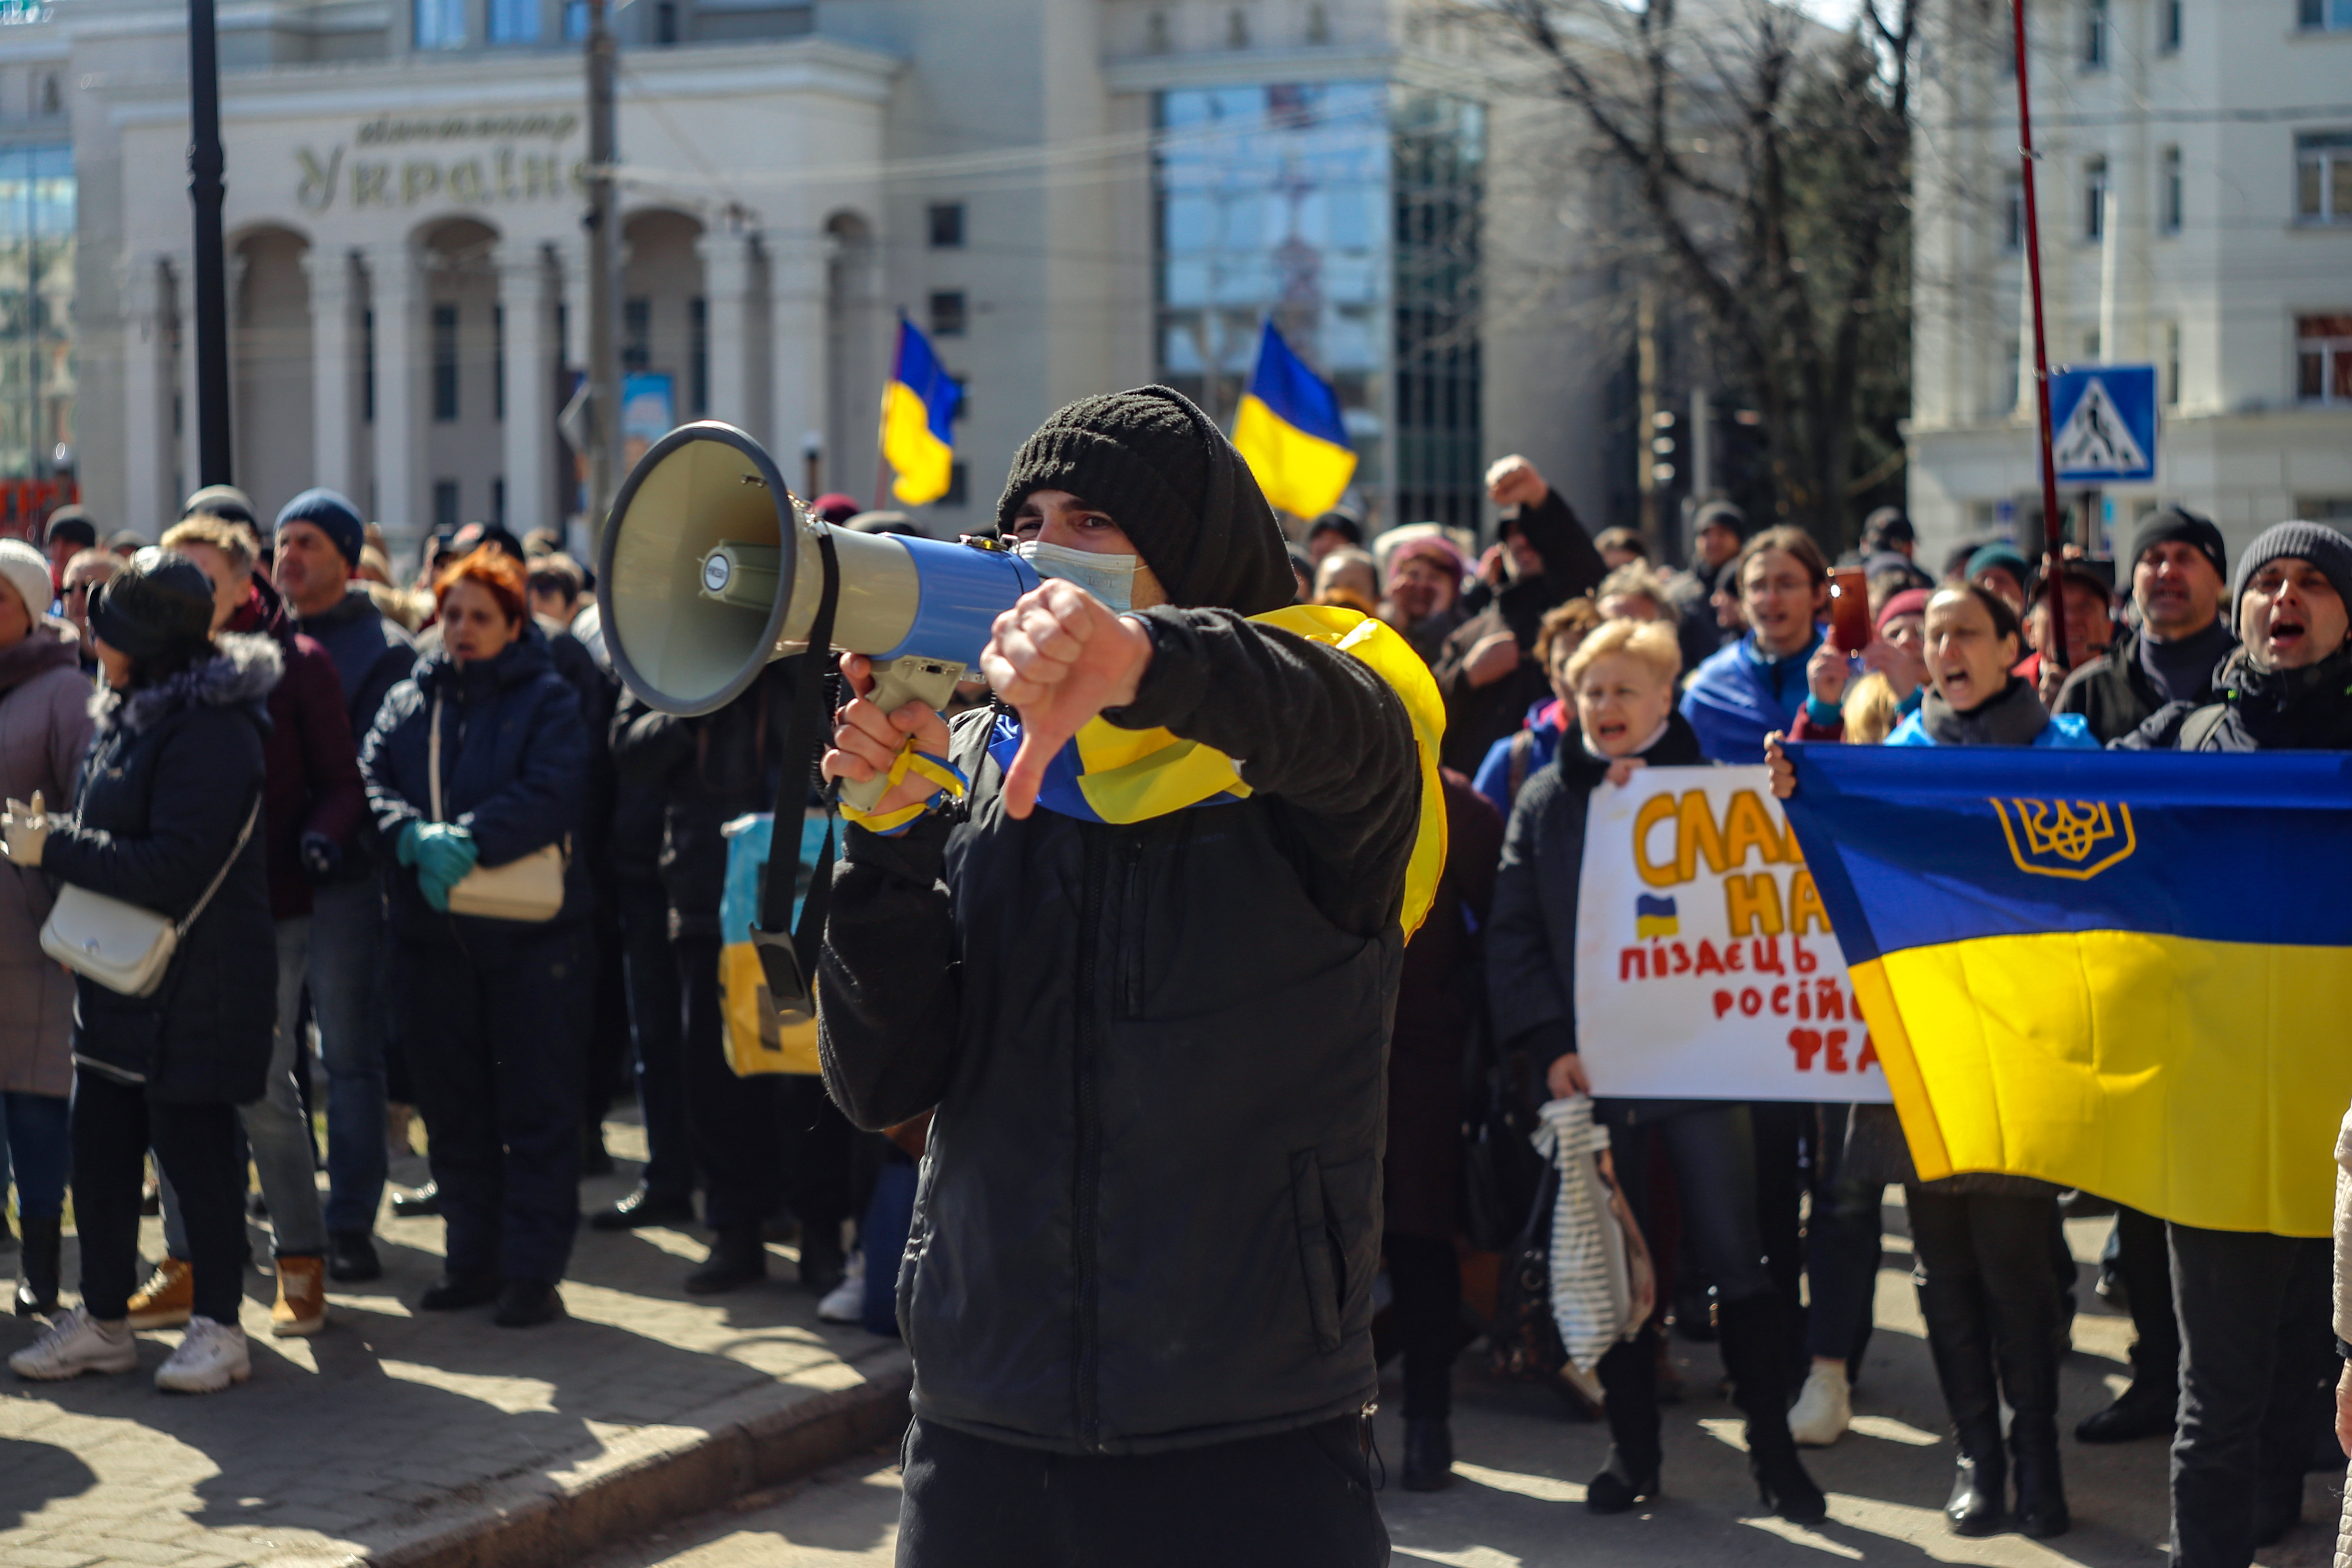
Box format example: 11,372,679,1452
2232,521,2352,621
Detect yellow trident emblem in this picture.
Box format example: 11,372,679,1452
1990,797,2137,880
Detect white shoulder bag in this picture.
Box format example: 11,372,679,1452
41,796,260,998
430,691,568,923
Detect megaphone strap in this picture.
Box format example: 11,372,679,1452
839,748,968,837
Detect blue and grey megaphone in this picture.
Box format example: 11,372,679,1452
597,421,1039,810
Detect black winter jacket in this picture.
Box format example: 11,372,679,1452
360,626,592,943
2055,624,2232,744
2118,647,2352,753
653,664,795,940
1485,713,1708,1125
1432,489,1606,773
42,636,279,1103
817,606,1421,1456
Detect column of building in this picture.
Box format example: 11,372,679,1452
497,241,557,539
117,255,173,532
367,240,428,555
695,226,759,434
305,247,357,502
767,229,829,501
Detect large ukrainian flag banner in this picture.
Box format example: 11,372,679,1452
1231,322,1357,519
1782,742,2352,1238
879,317,962,506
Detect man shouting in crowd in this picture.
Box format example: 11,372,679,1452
818,386,1434,1566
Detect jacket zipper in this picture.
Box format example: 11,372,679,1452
1074,828,1107,1450
1117,836,1143,1017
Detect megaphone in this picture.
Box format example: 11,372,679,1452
597,421,1040,810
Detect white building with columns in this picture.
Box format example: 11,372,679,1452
6,0,1643,562
1909,0,2352,568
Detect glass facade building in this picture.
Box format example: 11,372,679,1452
0,145,73,480
1155,81,1484,528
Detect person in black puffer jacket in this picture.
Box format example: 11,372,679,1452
3,549,276,1395
1486,618,1827,1526
2117,521,2352,1568
818,387,1419,1567
361,547,590,1330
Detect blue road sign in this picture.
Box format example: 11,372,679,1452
2049,364,2158,483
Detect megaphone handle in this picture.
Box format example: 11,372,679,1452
837,655,970,814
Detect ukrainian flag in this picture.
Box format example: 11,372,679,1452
880,317,962,506
1782,743,2352,1238
1231,322,1357,520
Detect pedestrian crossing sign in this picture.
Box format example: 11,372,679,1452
2048,364,2158,483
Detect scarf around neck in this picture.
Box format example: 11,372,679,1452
1920,675,2049,747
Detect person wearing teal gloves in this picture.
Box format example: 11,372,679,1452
359,547,589,1328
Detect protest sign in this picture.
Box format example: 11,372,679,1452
1573,765,1888,1103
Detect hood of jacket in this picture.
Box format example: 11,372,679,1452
92,631,282,737
412,619,556,697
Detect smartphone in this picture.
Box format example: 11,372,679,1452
1828,567,1871,654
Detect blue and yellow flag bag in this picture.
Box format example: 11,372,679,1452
1783,743,2352,1237
982,604,1448,938
717,812,831,1075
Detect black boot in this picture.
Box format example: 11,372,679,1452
2009,1415,2069,1539
2075,1375,2175,1443
1988,1247,2069,1539
1587,1328,1663,1514
1717,1296,1827,1525
686,1226,767,1295
493,1279,564,1328
1915,1263,2006,1535
14,1217,60,1317
1401,1417,1454,1492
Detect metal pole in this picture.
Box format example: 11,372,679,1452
188,0,232,488
585,0,621,542
2010,0,2068,672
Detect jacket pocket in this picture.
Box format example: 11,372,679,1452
1290,1150,1343,1352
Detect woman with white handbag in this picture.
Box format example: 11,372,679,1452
1,548,278,1395
0,538,96,1320
358,546,590,1329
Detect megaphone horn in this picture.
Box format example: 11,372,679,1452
598,422,1041,812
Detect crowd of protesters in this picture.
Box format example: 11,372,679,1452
0,415,2346,1568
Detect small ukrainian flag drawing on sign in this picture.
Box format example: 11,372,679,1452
1635,893,1679,940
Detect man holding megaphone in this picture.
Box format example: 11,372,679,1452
814,388,1440,1566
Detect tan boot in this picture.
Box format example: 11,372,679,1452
125,1257,193,1329
270,1256,327,1338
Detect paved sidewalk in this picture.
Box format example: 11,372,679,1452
0,1115,908,1568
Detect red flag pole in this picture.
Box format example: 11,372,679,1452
2011,0,2069,673
874,316,905,512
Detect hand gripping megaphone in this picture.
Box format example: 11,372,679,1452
597,421,1041,813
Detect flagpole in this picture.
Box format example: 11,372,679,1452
2011,0,2070,673
874,316,904,512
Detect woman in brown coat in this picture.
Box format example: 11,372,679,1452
0,538,96,1315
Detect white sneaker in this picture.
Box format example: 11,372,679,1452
1789,1361,1852,1447
8,1306,139,1381
154,1316,250,1394
816,1251,866,1323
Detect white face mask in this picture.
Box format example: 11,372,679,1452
1014,539,1143,614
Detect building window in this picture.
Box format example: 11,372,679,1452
1146,9,1169,51
928,203,965,249
434,479,461,533
564,0,586,39
1226,7,1248,47
431,304,459,421
2161,146,2182,234
0,145,76,480
623,297,650,371
488,0,539,42
2297,134,2352,225
2163,321,2181,405
2299,0,2352,31
2081,0,2108,67
689,297,708,416
2084,157,2108,242
415,0,466,50
939,461,969,509
2160,0,2181,50
362,308,374,423
1307,3,1329,43
929,290,967,338
2298,315,2352,404
2003,177,2023,251
656,0,677,43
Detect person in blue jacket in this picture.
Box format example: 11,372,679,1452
1680,527,1832,763
361,547,590,1329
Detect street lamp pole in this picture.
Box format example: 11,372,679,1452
584,0,621,542
188,0,233,488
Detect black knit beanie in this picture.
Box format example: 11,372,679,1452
89,547,217,659
2130,505,2228,584
995,386,1294,616
2232,521,2352,622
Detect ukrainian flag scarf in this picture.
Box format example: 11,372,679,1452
986,604,1448,938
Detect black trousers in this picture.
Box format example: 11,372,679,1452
1906,1187,2062,1445
618,878,693,1202
2115,1202,2181,1386
73,1068,244,1324
396,926,585,1283
1383,1231,1459,1422
675,933,782,1233
897,1416,1387,1568
1609,1106,1772,1303
1749,1100,1813,1369
781,1072,855,1247
2168,1222,2333,1568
